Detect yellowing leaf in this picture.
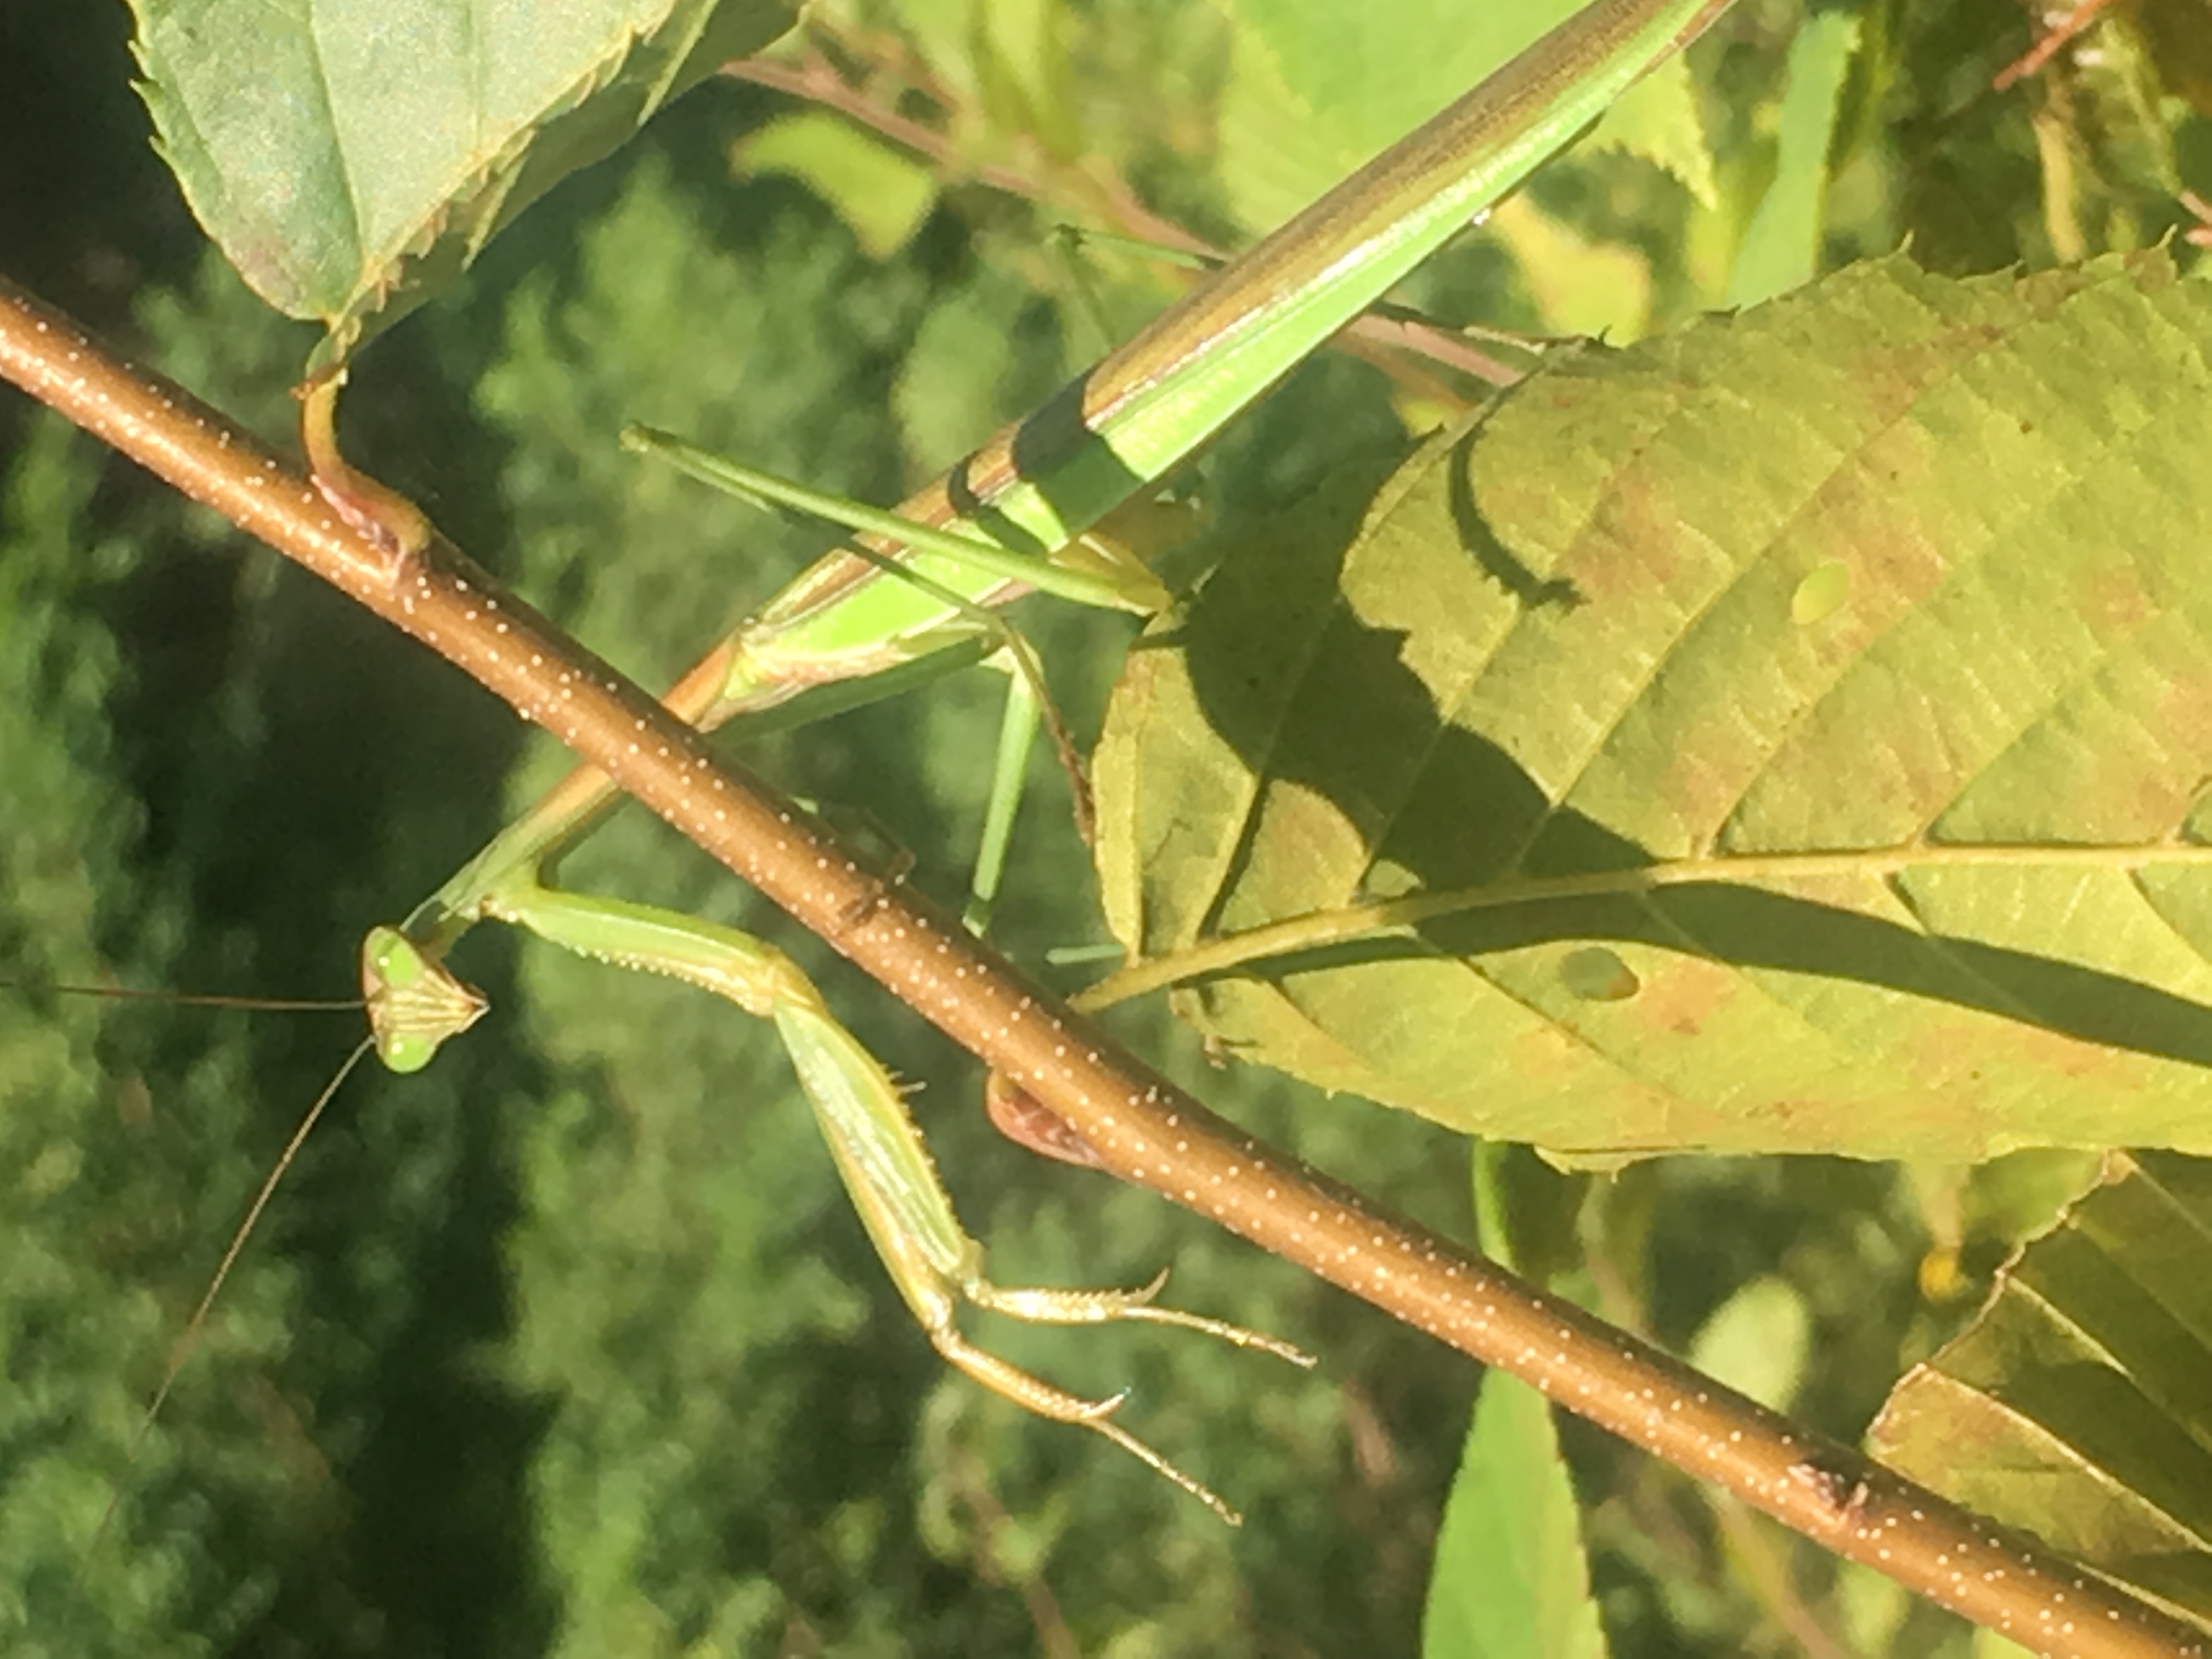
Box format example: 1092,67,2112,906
1096,252,2212,1163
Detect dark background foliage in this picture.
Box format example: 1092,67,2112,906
1,2,2203,1654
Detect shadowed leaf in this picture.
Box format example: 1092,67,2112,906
129,0,799,364
1870,1151,2212,1633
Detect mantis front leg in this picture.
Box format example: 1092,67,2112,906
362,890,1308,1523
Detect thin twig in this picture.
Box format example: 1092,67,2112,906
1993,0,2122,93
723,51,1523,390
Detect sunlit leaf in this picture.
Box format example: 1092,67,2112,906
1422,1373,1607,1659
1687,1276,1809,1411
1582,53,1717,208
1726,10,1857,309
1214,0,1585,234
733,112,940,258
1486,194,1654,342
1870,1151,2212,1632
1097,251,2212,1161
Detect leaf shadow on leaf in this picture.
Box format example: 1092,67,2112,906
1169,458,2212,1077
1266,888,2212,1074
1443,425,1583,613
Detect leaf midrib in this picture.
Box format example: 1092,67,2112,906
1084,836,2212,1009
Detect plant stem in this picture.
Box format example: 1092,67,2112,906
1078,840,2212,1012
721,50,1523,391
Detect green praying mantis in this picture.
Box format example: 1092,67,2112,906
153,0,1740,1525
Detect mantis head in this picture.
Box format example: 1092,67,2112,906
360,926,487,1074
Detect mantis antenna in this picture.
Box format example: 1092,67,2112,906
3,976,376,1564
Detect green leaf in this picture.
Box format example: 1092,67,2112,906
1214,0,1584,234
1485,194,1654,342
1095,251,2212,1162
967,0,1081,159
1869,1151,2212,1633
1422,1372,1607,1659
1212,0,1717,252
734,112,940,259
1581,53,1717,209
1726,10,1858,309
129,0,800,366
1686,1276,1810,1412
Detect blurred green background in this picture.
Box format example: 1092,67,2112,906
2,1,2204,1654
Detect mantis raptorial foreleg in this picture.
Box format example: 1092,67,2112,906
621,423,1125,924
360,890,1308,1522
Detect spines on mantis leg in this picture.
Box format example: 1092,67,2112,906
391,0,1736,943
464,876,1309,1517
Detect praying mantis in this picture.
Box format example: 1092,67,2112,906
245,0,1736,1525
307,0,1743,1522
19,5,2212,1652
10,0,1734,1577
